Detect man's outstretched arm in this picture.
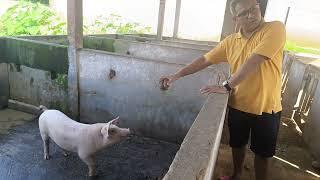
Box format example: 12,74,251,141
159,56,213,90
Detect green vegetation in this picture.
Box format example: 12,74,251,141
0,1,151,36
0,1,66,36
285,41,320,56
19,0,49,5
84,14,152,34
53,73,68,91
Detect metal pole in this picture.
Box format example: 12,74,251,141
173,0,182,39
157,0,166,40
284,6,291,26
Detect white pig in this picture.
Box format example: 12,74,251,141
37,105,130,176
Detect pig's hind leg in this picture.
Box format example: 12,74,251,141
40,132,50,160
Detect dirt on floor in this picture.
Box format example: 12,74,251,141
213,117,320,180
0,108,180,180
0,108,34,135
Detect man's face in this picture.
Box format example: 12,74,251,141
234,0,262,32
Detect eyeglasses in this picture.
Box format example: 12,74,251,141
236,3,260,18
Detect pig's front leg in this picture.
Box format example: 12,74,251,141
79,154,97,176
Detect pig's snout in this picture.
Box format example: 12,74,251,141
125,128,130,135
120,128,130,137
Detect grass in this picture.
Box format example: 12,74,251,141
285,41,320,56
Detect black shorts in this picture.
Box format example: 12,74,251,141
228,107,281,158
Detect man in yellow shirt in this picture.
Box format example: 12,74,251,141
159,0,286,179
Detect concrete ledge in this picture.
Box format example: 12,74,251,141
8,99,39,115
0,37,68,74
84,36,209,65
90,34,217,50
12,34,216,51
16,35,68,45
163,93,228,180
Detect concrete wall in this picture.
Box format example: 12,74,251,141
79,49,228,143
281,54,320,161
19,35,68,45
0,63,9,109
18,35,212,63
12,35,225,143
84,35,212,64
300,62,320,160
0,37,69,113
304,76,320,160
163,93,228,180
0,37,68,74
0,35,219,124
112,39,208,65
281,55,310,117
8,64,69,113
89,34,216,50
17,34,215,51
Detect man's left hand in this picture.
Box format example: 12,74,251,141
200,85,228,94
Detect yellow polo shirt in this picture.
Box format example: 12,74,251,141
204,21,286,115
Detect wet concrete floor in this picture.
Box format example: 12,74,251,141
0,109,180,180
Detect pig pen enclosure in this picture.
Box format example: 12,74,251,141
0,35,229,180
1,34,320,180
2,0,320,179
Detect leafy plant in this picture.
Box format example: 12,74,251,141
0,2,151,37
84,14,152,35
0,1,66,36
285,41,320,56
19,0,49,5
53,73,68,91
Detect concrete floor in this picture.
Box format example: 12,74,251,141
0,108,179,180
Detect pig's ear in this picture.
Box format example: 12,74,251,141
101,124,110,137
110,116,120,125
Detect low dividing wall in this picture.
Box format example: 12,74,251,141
79,48,228,143
0,37,69,112
0,63,9,108
281,53,320,161
163,93,228,180
19,35,212,64
0,37,68,74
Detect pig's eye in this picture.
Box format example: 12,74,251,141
109,129,116,135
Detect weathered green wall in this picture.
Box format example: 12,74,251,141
0,38,4,61
12,36,116,53
83,36,115,52
0,37,68,74
19,35,68,45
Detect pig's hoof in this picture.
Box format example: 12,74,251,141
88,171,98,177
88,174,98,178
88,175,98,180
44,154,50,160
